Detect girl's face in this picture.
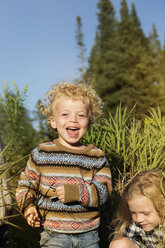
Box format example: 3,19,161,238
50,97,89,149
128,194,160,231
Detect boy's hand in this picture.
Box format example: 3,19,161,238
24,205,40,227
56,186,65,203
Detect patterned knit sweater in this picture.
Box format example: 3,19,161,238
16,139,112,233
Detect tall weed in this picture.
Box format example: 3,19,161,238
0,81,40,247
83,106,165,247
83,106,165,191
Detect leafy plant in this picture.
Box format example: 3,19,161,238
83,105,165,192
0,81,40,247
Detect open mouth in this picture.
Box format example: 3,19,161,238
66,127,79,137
67,127,79,131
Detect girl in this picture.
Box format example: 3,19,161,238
110,170,165,248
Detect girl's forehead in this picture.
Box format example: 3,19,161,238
128,194,157,212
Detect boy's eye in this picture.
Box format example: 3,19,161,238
62,113,68,116
78,113,87,118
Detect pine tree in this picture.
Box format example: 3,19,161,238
75,16,86,77
105,0,159,115
149,24,161,54
87,0,119,105
148,24,165,113
87,0,163,116
116,1,160,115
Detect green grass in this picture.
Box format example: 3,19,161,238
1,82,165,247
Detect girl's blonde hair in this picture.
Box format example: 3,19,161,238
40,81,102,126
113,170,165,236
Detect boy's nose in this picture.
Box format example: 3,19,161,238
70,114,78,122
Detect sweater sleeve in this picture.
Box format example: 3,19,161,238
16,152,40,213
64,157,112,207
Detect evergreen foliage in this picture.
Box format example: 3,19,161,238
148,24,165,114
87,0,165,117
87,0,119,102
75,16,86,76
1,0,165,246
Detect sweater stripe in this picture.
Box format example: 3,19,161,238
16,139,112,233
32,148,106,169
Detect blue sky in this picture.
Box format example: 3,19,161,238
0,0,165,118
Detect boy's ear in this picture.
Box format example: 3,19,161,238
50,117,57,129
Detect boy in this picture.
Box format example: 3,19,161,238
16,82,112,248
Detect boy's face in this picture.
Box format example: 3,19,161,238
128,194,160,231
50,97,89,149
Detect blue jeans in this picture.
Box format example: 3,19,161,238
40,229,99,248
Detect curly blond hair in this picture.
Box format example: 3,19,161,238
40,81,103,126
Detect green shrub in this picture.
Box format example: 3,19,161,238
0,81,40,248
83,105,165,247
1,81,165,247
83,105,165,191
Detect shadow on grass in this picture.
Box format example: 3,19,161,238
99,191,120,248
10,214,40,248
